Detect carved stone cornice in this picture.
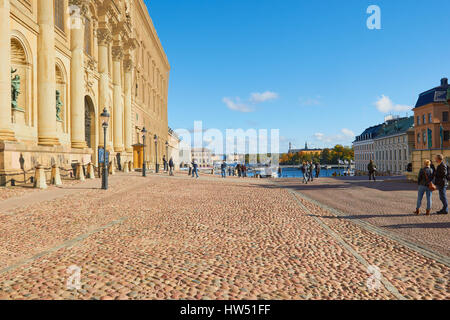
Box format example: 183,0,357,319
68,0,89,17
97,28,112,46
125,38,139,51
124,59,133,73
111,46,124,61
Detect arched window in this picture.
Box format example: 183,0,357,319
11,36,32,127
54,0,65,31
55,62,67,132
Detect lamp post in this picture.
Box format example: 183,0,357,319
100,108,110,190
142,127,147,177
154,134,159,173
165,141,169,171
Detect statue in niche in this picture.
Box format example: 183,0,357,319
11,68,21,110
56,90,63,121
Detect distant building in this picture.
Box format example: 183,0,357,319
414,78,450,150
373,116,415,175
409,78,450,180
191,148,213,168
353,124,383,173
167,128,180,169
288,142,322,156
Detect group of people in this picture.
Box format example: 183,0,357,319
300,161,321,184
162,155,175,176
220,162,247,178
416,154,449,215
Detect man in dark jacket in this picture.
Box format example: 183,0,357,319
221,161,227,178
163,155,168,172
368,160,376,181
169,157,174,176
315,162,321,178
434,154,448,214
301,162,308,184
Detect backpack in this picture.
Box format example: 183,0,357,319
446,163,450,181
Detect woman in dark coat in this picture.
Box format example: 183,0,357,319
415,160,434,216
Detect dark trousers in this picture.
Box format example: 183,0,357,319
369,171,376,181
438,186,448,213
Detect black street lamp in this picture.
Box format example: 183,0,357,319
142,127,147,177
154,134,159,173
100,108,110,190
165,141,169,171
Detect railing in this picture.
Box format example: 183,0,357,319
0,163,104,187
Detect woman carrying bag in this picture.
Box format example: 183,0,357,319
415,160,435,216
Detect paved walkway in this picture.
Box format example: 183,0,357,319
0,173,448,299
276,176,450,257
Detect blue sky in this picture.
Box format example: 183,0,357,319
145,0,450,152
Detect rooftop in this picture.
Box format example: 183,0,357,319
414,78,450,109
376,116,414,139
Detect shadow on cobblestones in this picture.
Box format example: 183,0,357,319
386,222,450,229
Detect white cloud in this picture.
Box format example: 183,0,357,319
223,91,278,112
250,91,279,103
375,95,411,113
314,133,325,141
341,128,355,138
299,96,322,106
313,128,355,145
222,97,254,113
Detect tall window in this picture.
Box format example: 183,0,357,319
84,17,91,55
428,113,432,123
443,111,449,122
54,0,65,31
417,116,420,125
445,131,450,141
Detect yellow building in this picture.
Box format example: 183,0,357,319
288,142,322,156
0,0,169,185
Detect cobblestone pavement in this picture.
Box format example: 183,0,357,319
276,176,450,257
0,173,448,300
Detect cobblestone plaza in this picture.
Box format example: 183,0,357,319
0,173,448,300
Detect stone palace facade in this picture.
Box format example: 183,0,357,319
0,0,170,184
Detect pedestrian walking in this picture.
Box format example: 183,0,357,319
163,155,168,172
192,159,199,178
308,162,314,182
315,162,321,178
237,164,242,177
301,162,308,184
221,161,227,178
415,160,435,216
434,154,449,215
368,160,377,181
242,164,247,177
228,166,232,176
169,157,174,176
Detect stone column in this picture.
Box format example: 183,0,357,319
69,0,87,149
0,0,15,141
37,0,59,146
124,58,132,153
112,46,124,152
97,28,111,148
